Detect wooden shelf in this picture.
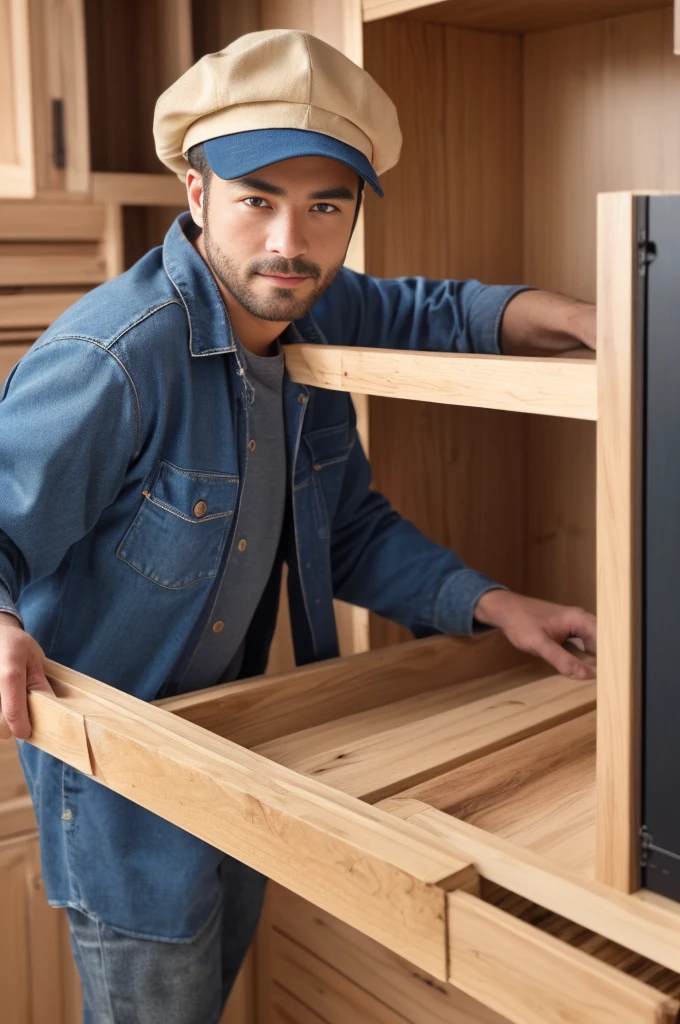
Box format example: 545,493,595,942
284,345,597,420
362,0,672,33
91,173,187,207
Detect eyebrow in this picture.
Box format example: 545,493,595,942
229,175,355,202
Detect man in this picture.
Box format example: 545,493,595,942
0,29,596,1024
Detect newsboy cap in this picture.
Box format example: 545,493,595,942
153,29,402,197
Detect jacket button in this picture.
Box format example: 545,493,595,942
212,621,225,634
237,538,247,552
193,500,208,518
298,394,308,405
248,439,257,452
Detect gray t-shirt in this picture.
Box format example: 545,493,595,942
178,339,286,688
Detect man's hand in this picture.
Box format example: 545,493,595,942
0,612,53,740
501,290,596,356
474,589,596,680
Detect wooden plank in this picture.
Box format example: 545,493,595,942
401,711,596,874
158,631,524,746
0,0,35,198
91,172,187,206
27,659,480,981
595,192,640,891
362,0,672,33
0,252,107,287
378,798,680,977
0,796,36,841
271,987,329,1024
270,885,509,1024
23,690,93,776
0,291,84,329
284,345,597,420
0,836,31,1022
448,889,679,1024
0,202,106,241
255,671,595,803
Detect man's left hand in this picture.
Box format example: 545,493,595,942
474,589,596,680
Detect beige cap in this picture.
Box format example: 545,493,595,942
153,29,402,190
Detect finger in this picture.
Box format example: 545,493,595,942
566,608,597,655
534,634,595,680
26,650,53,695
0,664,31,739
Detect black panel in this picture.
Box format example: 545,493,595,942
640,195,680,900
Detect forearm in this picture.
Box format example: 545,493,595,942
500,289,594,356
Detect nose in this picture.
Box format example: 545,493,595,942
265,210,308,259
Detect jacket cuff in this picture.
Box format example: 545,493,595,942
0,575,23,627
433,568,507,636
467,285,536,355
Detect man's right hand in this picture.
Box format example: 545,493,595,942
0,612,54,740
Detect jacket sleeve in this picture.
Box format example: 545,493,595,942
310,266,533,355
0,338,139,623
330,425,504,637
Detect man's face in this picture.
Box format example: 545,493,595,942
191,155,360,323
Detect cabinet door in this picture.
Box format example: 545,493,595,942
0,834,81,1024
0,0,35,197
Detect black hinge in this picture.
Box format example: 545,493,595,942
640,825,654,866
52,99,66,170
638,230,657,277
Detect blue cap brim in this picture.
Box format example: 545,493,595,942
202,128,383,198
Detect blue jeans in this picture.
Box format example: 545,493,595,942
66,857,268,1024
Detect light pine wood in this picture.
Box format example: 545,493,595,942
0,344,29,382
401,711,596,874
25,688,93,776
253,671,595,802
285,345,597,420
448,889,679,1024
0,835,31,1023
0,0,35,197
363,19,525,649
0,250,107,288
91,172,187,206
0,796,36,842
0,201,106,240
378,799,680,977
595,192,640,892
270,988,328,1024
269,885,509,1024
30,658,481,981
158,631,524,746
362,0,672,32
0,292,85,331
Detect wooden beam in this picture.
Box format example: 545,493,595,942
158,631,525,746
0,291,85,329
595,192,640,891
91,172,187,206
0,253,106,288
448,889,679,1024
284,345,597,420
378,798,680,978
25,659,480,980
0,203,106,241
0,345,30,381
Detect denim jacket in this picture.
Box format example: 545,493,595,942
0,213,526,939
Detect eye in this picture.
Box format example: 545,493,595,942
243,197,270,209
312,203,339,214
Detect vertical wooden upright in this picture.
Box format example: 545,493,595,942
595,191,641,892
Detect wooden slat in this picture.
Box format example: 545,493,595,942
448,889,679,1024
378,798,680,977
362,0,672,33
0,202,106,241
0,796,35,841
24,690,93,776
27,658,480,981
0,0,35,197
401,711,596,874
0,291,84,329
91,172,187,206
270,885,508,1024
284,345,597,420
595,192,640,891
255,671,595,803
0,252,107,287
158,632,525,746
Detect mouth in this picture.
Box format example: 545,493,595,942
256,273,311,288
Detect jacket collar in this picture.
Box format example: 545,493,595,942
163,213,329,358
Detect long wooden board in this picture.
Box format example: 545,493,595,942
284,345,597,420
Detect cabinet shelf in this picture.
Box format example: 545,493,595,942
362,0,672,33
284,345,597,420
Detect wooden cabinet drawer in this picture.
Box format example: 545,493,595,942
19,631,680,1022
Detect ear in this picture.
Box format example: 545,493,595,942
186,168,205,229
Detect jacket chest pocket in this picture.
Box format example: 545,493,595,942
299,423,353,532
117,460,239,590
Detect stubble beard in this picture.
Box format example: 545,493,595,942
202,219,343,323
